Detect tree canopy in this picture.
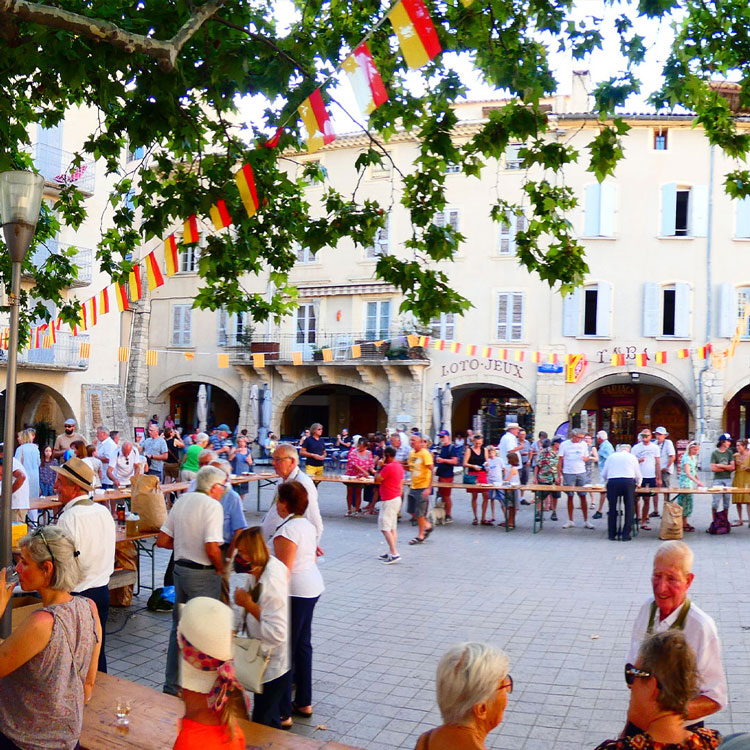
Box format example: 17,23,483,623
0,0,747,335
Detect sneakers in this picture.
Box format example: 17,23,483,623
562,520,575,529
377,552,390,561
444,515,453,524
592,511,603,519
382,554,401,564
584,521,595,529
550,512,558,521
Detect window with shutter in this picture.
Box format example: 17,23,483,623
217,309,228,346
430,312,455,341
496,292,524,341
172,304,192,346
718,282,736,339
654,129,668,150
583,289,598,336
179,242,200,273
365,214,390,259
736,197,750,239
294,243,316,264
642,282,661,337
504,144,523,170
738,288,750,338
365,300,391,340
498,210,526,255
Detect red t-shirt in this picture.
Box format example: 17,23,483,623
379,461,405,501
173,719,245,750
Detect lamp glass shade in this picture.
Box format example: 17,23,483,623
0,171,45,226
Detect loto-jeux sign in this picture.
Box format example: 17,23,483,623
440,357,524,380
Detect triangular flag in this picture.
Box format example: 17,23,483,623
449,342,460,354
433,339,445,351
252,352,265,368
165,234,179,276
322,348,333,362
145,350,158,366
118,347,129,362
145,251,165,291
388,0,442,70
209,200,233,230
351,344,361,359
407,334,419,348
218,353,229,368
343,42,388,116
298,89,336,153
677,348,689,359
183,214,199,244
263,127,283,149
466,344,476,356
292,351,303,365
116,284,129,312
99,288,110,314
235,164,260,219
481,346,492,358
184,352,195,361
129,266,142,302
655,352,667,364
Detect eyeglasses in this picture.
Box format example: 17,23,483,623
624,663,661,689
271,456,292,463
35,527,56,565
499,675,513,694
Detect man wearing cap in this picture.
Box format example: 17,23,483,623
558,428,594,529
157,465,228,695
54,456,116,672
710,434,735,521
95,425,118,490
53,418,86,460
213,424,234,459
655,426,676,509
0,444,30,523
498,423,521,467
434,430,459,523
140,422,168,482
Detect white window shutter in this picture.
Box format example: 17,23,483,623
595,281,612,337
642,282,660,337
172,306,182,346
496,293,508,340
661,183,677,236
599,183,616,237
674,282,691,337
736,197,750,239
218,310,228,345
562,288,581,337
717,282,736,338
584,184,601,236
691,185,709,237
511,293,524,341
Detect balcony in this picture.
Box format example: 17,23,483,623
0,333,92,371
33,143,96,194
26,239,94,288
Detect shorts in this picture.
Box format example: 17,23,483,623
407,488,429,518
562,472,587,497
164,462,179,480
378,497,402,532
536,484,561,500
502,488,520,509
437,474,454,500
306,464,324,477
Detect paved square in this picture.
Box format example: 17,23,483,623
107,481,750,749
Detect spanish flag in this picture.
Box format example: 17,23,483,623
388,0,441,70
235,164,260,219
449,342,461,354
343,42,388,116
350,345,361,359
129,265,142,302
209,200,233,230
677,348,689,359
497,349,507,360
79,304,87,332
145,251,165,291
466,345,476,356
514,350,524,362
183,214,199,244
99,287,110,315
292,351,303,365
481,346,492,358
298,89,336,153
418,336,430,348
698,346,709,359
165,234,179,277
87,297,97,327
531,352,541,363
49,321,56,344
433,339,445,351
34,326,42,349
116,284,129,312
636,352,647,367
655,352,667,364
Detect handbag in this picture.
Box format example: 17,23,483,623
463,472,478,485
233,634,270,694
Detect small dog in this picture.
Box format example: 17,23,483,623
429,499,446,526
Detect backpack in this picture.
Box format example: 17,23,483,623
147,586,175,612
708,509,731,535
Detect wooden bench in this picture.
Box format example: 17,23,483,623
108,568,137,591
82,672,364,749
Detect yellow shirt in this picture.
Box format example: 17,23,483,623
408,449,434,490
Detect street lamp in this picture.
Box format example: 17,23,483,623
0,170,44,637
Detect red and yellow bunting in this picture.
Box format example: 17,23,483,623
183,214,199,244
298,89,336,153
292,351,303,366
235,163,260,219
635,352,647,367
99,288,110,315
129,266,142,302
388,0,442,70
466,344,476,356
343,42,388,116
118,347,129,362
218,354,229,368
677,349,689,359
145,350,158,366
209,200,233,230
481,346,492,358
145,251,165,291
116,284,129,312
655,351,667,364
79,342,91,359
165,234,179,277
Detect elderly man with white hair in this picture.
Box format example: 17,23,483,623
625,541,727,735
600,444,642,541
157,464,229,695
497,423,521,467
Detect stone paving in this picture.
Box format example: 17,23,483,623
106,480,750,749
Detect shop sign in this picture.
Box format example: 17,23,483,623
440,358,523,380
566,354,586,383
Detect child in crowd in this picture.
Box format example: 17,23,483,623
39,445,57,496
502,453,521,529
485,446,504,526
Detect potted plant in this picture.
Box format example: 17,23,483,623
312,347,324,361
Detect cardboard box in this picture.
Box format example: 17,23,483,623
11,523,27,548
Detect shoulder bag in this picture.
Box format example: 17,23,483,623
233,631,271,694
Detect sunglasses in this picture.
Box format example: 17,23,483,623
624,663,661,689
35,527,56,565
499,674,513,694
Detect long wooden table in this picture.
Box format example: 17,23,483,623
82,672,363,750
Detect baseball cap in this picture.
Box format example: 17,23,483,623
720,433,732,442
64,418,76,426
654,426,668,435
438,430,450,437
217,423,231,432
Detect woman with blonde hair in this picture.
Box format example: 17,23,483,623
14,427,40,501
732,438,750,526
677,442,703,533
416,642,512,749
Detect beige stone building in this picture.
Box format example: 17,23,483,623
134,73,750,460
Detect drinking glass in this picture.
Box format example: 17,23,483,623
115,696,132,726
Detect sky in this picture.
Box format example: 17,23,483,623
237,0,680,136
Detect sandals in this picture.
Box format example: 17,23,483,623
292,704,313,718
409,537,425,545
481,520,493,526
472,519,479,525
640,524,651,531
424,526,433,538
732,521,743,527
684,524,695,532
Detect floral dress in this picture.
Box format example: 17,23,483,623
594,728,720,750
678,452,698,518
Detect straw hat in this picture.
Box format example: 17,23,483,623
50,456,95,492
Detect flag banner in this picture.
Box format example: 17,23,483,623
49,322,56,344
618,353,626,365
343,42,388,115
34,327,41,349
636,352,647,366
88,297,97,327
418,336,430,348
145,350,158,366
78,304,88,332
99,287,110,314
263,127,283,149
449,342,460,354
698,346,708,359
729,342,737,357
235,163,260,219
351,344,362,359
165,234,179,276
72,325,78,337
209,200,233,230
322,348,334,362
183,214,199,244
497,348,507,360
466,344,476,356
548,353,559,365
531,351,541,363
481,346,492,358
145,251,165,291
116,284,129,312
118,346,129,362
655,352,667,364
292,351,303,365
184,352,195,361
514,350,524,362
433,339,445,351
407,334,419,348
252,352,265,368
79,342,91,358
677,348,689,359
42,335,52,349
218,353,230,368
388,0,442,70
459,0,476,5
298,89,336,153
129,265,142,301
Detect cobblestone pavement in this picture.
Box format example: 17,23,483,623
106,480,750,749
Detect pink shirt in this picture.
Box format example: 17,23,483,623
379,461,405,501
347,449,374,477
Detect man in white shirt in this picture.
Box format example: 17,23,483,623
0,444,30,523
157,464,227,695
54,456,116,673
107,441,143,487
601,445,642,541
497,423,521,467
558,428,593,529
632,429,662,530
654,426,676,509
96,425,119,489
625,541,727,736
261,443,324,551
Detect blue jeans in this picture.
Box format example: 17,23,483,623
712,478,732,511
163,563,221,695
281,596,320,716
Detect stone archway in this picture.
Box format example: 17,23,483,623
0,381,76,447
152,379,241,431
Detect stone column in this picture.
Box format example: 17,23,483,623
535,373,567,435
125,299,151,427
